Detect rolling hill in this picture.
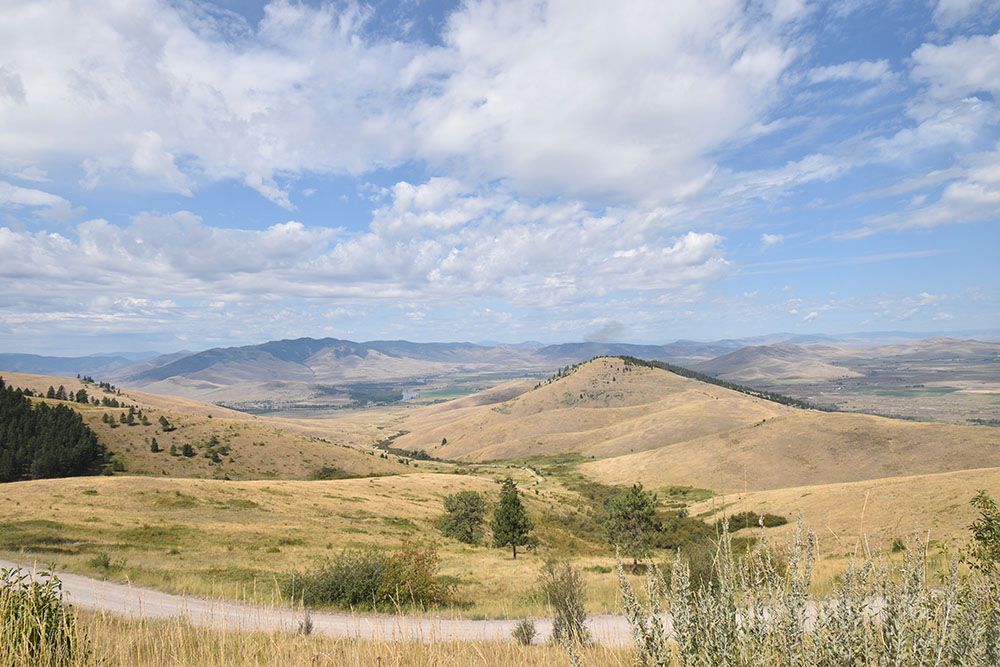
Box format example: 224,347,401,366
392,357,999,493
693,344,862,382
0,371,408,481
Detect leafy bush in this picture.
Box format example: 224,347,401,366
965,489,1000,573
539,559,590,647
512,618,537,645
1,567,83,666
719,510,788,532
439,490,486,544
617,521,1000,667
285,540,451,609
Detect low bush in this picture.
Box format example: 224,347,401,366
539,559,590,647
617,521,1000,667
0,567,84,666
285,540,451,610
718,510,788,532
512,618,537,646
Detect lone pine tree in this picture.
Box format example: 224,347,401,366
491,477,533,559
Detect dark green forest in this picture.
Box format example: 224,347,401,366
0,377,106,482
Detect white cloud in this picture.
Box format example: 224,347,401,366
933,0,1000,26
761,233,785,248
0,182,729,315
0,180,77,221
808,59,892,84
0,0,808,208
413,0,800,202
802,310,818,321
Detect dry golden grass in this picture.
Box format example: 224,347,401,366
397,358,786,461
690,466,1000,554
394,359,998,495
580,402,999,493
0,371,410,480
67,610,631,667
0,472,641,618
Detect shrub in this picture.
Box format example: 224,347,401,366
439,490,486,544
616,521,1000,667
966,490,1000,573
718,510,788,532
285,540,450,610
87,552,124,573
512,619,537,646
1,567,83,666
539,559,590,647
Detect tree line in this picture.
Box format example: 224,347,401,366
0,377,106,482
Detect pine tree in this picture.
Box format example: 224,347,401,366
605,483,660,573
75,388,88,403
46,386,56,399
491,477,533,559
119,412,127,424
150,437,160,453
55,385,67,400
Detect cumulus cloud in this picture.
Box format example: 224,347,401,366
0,0,809,208
761,233,785,248
0,182,730,320
802,310,818,321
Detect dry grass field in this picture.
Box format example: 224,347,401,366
0,472,643,618
62,610,633,666
690,466,1000,553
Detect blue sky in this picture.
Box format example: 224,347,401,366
1,0,999,354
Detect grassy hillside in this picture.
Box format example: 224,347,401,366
396,357,789,461
395,358,998,493
690,466,1000,553
0,372,408,481
582,409,1000,493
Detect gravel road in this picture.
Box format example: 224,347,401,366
0,559,633,645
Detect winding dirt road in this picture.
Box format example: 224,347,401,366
1,559,633,645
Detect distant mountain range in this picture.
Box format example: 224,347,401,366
3,333,997,407
0,353,137,377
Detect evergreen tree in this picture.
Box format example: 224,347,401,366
439,490,487,544
150,437,160,453
181,443,196,457
55,385,67,401
75,388,88,403
491,477,533,559
169,444,178,456
605,483,660,573
0,382,105,482
46,386,56,399
141,414,150,426
119,412,127,424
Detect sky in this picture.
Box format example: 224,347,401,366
1,0,999,355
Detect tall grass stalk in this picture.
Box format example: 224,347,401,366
1,567,85,666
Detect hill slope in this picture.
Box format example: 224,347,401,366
0,371,407,481
394,357,999,493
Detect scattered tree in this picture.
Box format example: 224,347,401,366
439,490,487,544
75,388,88,404
491,477,533,559
605,483,661,573
150,437,160,453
